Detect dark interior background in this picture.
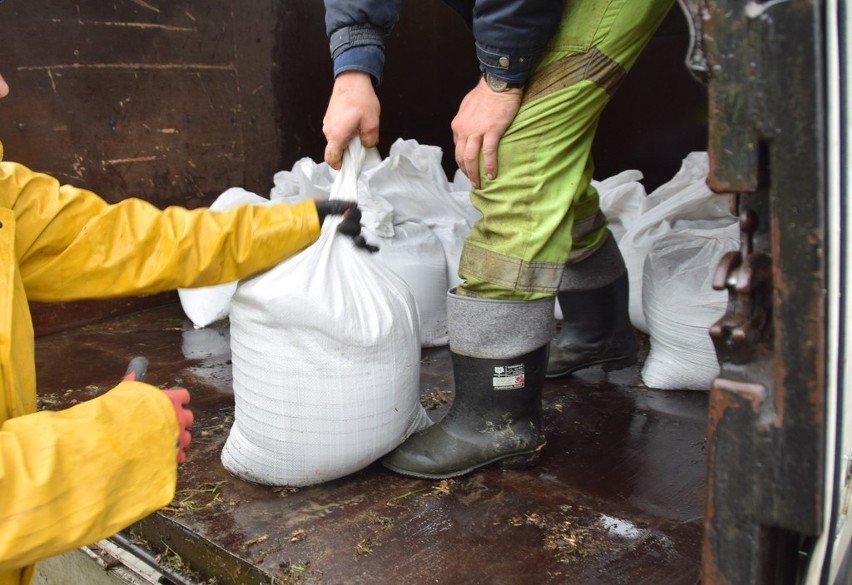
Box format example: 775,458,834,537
0,1,706,335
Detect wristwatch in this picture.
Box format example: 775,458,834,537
483,72,524,92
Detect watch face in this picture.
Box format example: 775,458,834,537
486,74,509,92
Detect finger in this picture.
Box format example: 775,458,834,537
455,156,465,175
463,136,483,188
178,428,191,447
337,217,362,237
360,122,380,149
453,131,467,176
454,142,464,173
482,135,500,182
170,387,191,405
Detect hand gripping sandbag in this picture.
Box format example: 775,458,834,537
221,140,431,486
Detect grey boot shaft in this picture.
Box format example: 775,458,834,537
547,232,639,378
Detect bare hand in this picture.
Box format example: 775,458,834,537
121,357,193,465
163,388,194,464
451,77,522,188
322,71,381,169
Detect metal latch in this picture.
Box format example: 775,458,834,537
709,208,773,364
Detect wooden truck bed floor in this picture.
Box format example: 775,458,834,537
34,303,707,585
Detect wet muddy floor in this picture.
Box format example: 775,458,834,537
35,303,707,585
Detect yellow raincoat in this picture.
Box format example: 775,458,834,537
0,144,320,584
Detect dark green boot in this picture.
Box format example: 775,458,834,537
546,232,639,379
381,292,554,479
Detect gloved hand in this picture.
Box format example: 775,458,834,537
314,199,378,253
123,357,194,464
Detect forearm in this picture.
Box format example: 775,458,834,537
11,163,320,301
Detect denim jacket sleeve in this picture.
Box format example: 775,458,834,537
469,0,565,84
323,0,564,86
324,0,401,84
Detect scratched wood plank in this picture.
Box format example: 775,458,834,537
2,0,244,204
0,0,281,331
6,2,232,67
8,1,209,22
10,67,242,207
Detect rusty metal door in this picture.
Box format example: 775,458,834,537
699,0,831,583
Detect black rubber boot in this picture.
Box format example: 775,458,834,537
546,233,639,379
381,292,554,479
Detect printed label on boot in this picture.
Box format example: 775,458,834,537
493,364,525,390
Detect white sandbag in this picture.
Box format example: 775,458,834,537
270,151,394,236
269,157,335,203
444,169,482,290
178,282,237,329
269,140,476,294
641,224,739,390
595,169,647,243
448,169,481,226
370,221,449,347
363,140,476,224
177,188,271,329
268,140,474,328
428,218,472,290
365,140,478,288
607,152,735,333
294,146,452,346
221,140,431,487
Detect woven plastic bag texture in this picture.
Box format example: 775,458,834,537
268,140,476,347
221,140,431,486
365,221,449,347
641,224,739,390
601,153,735,333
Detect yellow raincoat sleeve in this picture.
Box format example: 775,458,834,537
0,382,178,572
4,162,321,301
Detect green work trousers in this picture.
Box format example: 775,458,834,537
457,0,677,300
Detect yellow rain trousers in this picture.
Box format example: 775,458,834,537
0,148,320,585
458,0,675,300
